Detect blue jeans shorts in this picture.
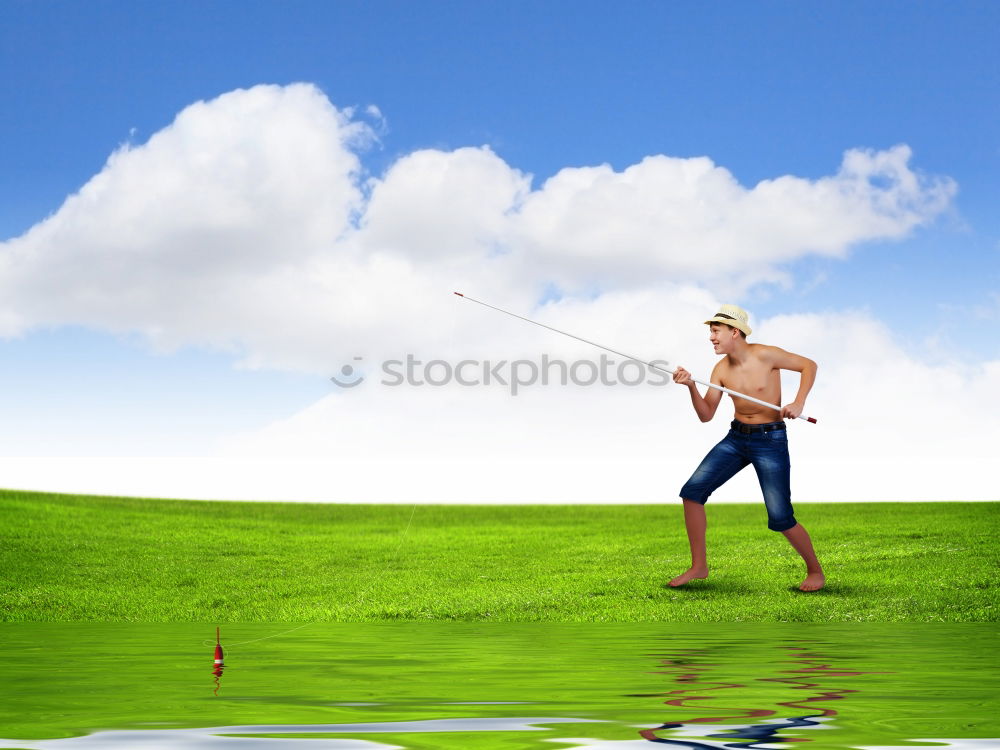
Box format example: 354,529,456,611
679,420,797,532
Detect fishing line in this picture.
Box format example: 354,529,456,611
202,624,311,650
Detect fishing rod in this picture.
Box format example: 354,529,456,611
454,292,817,424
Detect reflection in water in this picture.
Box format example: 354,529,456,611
212,626,225,696
0,717,606,748
0,722,994,749
635,640,891,747
1,624,996,748
557,739,1000,749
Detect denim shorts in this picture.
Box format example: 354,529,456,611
679,420,797,532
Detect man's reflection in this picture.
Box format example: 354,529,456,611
635,641,890,746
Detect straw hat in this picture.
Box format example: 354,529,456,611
704,304,752,337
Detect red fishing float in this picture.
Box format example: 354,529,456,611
212,626,225,696
213,626,224,667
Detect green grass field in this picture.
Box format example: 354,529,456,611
1,489,996,622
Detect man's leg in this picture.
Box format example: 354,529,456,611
781,523,825,591
668,499,709,587
670,432,747,587
750,429,825,592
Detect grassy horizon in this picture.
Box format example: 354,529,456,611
1,489,996,622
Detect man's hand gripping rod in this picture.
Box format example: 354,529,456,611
454,292,817,424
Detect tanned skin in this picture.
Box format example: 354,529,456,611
669,322,825,592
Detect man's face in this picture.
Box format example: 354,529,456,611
709,323,737,354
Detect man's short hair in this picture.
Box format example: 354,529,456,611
711,322,747,339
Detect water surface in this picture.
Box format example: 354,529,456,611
0,623,996,748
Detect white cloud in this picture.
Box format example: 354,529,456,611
1,83,987,504
360,146,530,262
0,83,371,355
0,84,956,370
509,146,955,294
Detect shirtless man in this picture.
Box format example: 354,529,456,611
669,304,825,592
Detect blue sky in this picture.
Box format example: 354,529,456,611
0,1,997,501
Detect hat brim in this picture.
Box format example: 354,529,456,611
704,316,752,336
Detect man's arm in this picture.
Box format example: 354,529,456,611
673,360,725,422
765,346,817,420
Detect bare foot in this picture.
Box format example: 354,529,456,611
668,566,709,587
799,571,825,592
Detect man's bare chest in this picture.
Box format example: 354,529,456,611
720,361,778,396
